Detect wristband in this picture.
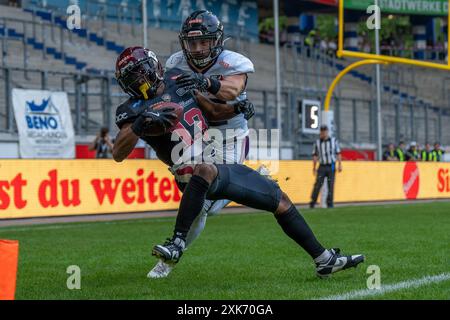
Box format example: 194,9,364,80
207,77,221,95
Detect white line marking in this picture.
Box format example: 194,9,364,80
319,273,450,300
0,218,174,233
0,211,263,233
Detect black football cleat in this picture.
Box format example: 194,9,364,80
316,248,365,278
152,237,185,263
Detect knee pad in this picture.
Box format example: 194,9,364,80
193,164,218,184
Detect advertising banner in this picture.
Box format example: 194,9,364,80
0,160,449,219
12,89,75,159
344,0,448,16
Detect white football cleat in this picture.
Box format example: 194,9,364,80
147,259,175,279
315,248,365,278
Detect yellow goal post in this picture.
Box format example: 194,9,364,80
338,0,450,71
325,0,450,111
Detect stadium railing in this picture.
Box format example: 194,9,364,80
1,5,450,153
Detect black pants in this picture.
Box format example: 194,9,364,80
310,164,335,207
207,164,282,213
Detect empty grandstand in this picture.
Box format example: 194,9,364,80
0,0,449,159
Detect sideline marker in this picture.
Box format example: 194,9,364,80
0,240,19,300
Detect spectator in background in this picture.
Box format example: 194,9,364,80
383,143,398,161
433,142,445,162
320,37,328,53
421,143,436,161
406,141,420,161
304,29,317,57
361,34,371,53
395,141,406,161
327,37,337,57
7,0,21,7
90,127,114,159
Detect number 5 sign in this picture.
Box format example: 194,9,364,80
301,99,321,134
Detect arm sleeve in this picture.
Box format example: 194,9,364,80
115,100,141,129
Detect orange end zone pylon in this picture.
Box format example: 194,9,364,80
0,240,19,300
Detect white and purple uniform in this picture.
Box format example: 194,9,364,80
165,49,255,246
165,49,254,165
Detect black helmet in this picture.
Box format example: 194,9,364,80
179,10,224,69
115,47,164,100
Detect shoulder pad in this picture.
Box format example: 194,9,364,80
218,50,255,75
165,51,185,70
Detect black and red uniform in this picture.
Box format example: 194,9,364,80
115,68,281,212
115,67,209,170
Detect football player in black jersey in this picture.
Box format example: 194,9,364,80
113,47,365,278
113,46,251,166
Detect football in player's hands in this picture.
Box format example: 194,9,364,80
132,102,183,137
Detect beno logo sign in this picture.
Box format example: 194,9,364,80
403,162,420,199
25,98,59,130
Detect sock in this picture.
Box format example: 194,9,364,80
313,249,332,264
275,205,326,259
174,175,210,240
172,237,186,251
185,211,208,248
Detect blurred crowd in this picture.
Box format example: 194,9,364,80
383,141,445,162
304,30,338,57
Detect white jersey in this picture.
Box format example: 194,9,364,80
165,49,254,135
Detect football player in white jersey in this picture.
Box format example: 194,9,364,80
148,10,257,278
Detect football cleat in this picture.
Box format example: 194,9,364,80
315,248,365,278
152,237,185,263
147,259,175,279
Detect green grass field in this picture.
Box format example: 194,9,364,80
0,202,449,300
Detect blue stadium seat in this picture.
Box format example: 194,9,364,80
7,29,24,39
36,10,52,22
64,56,77,65
74,29,87,38
76,62,87,70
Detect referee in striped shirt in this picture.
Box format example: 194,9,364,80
310,125,342,209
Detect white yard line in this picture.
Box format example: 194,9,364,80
1,199,448,229
0,217,174,233
0,211,263,232
319,273,450,300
